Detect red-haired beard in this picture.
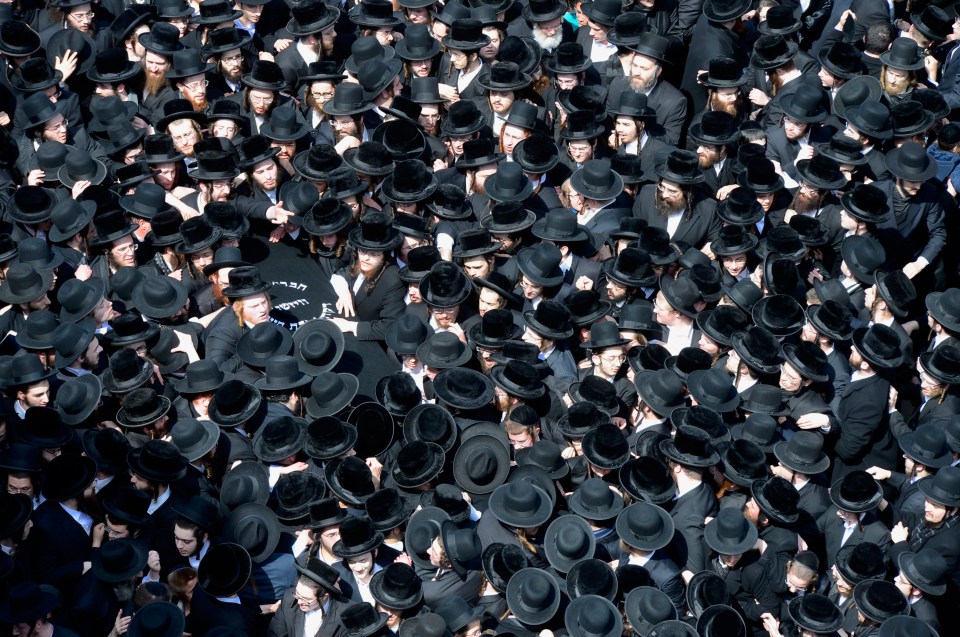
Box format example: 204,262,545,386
144,72,169,96
791,189,822,214
709,93,739,116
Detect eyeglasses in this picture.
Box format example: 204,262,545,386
249,95,274,105
181,79,209,92
294,593,319,604
7,485,32,494
112,243,137,254
657,183,683,197
171,132,198,143
221,54,243,65
599,354,625,364
311,91,335,100
69,11,95,20
419,113,440,120
45,118,68,132
520,279,542,290
104,524,128,537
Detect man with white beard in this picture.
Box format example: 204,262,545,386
507,0,574,53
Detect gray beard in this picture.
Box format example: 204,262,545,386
532,26,563,51
630,74,657,94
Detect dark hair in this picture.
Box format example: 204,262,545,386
865,22,896,55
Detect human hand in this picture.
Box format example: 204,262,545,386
114,610,132,636
54,49,79,81
866,466,892,481
147,550,161,574
267,201,294,225
274,38,293,52
889,386,899,410
574,275,593,291
74,264,93,281
749,88,770,106
394,553,413,566
27,169,45,186
891,521,909,543
71,179,92,200
796,413,829,430
278,461,309,474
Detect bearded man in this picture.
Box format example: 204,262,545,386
137,23,180,121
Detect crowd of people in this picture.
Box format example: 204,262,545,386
1,0,960,637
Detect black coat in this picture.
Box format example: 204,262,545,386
707,551,781,637
681,16,750,116
607,78,688,147
337,264,406,342
667,481,719,574
268,590,346,637
816,507,892,571
872,179,948,270
27,500,92,593
633,184,721,248
832,374,898,480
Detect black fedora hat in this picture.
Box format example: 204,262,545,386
7,185,55,226
795,154,846,191
568,375,620,415
697,306,750,349
91,537,149,584
689,111,741,146
273,471,324,524
396,25,442,62
174,359,234,395
341,603,389,637
845,101,893,140
900,423,952,469
830,470,883,513
545,42,592,75
655,149,703,186
454,434,510,494
366,488,413,531
604,248,658,289
224,503,281,564
532,209,589,244
880,37,924,71
169,418,220,464
45,27,95,75
385,314,434,356
0,20,40,57
633,368,685,416
730,326,783,375
758,5,801,34
785,594,843,635
115,387,172,428
918,465,960,507
404,402,457,452
582,321,630,351
426,185,472,222
565,595,621,637
391,440,445,488
782,85,828,124
11,57,61,93
516,439,569,481
127,440,187,483
750,34,799,70
333,515,384,558
660,425,719,468
926,287,960,332
348,402,395,459
841,184,889,224
199,543,253,598
482,543,528,595
370,563,423,610
885,140,937,181
751,294,804,337
517,242,564,288
806,299,853,343
490,360,545,400
440,100,486,138
523,0,566,22
570,158,624,201
293,319,344,375
891,100,934,138
0,263,51,305
773,431,830,474
252,416,307,464
818,132,869,167
208,379,262,427
201,25,253,58
102,348,153,394
468,307,523,349
513,135,561,176
564,289,611,326
58,375,102,426
241,59,286,91
616,501,675,551
704,506,758,554
261,105,311,142
751,475,799,524
237,322,294,368
441,18,490,51
817,41,863,80
697,56,748,88
581,0,620,26
304,416,357,461
15,406,70,450
836,541,886,585
127,602,185,637
852,323,903,369
737,157,784,194
454,137,503,171
421,483,471,525
625,587,678,637
898,548,948,596
853,579,909,624
221,265,271,299
101,486,151,527
721,437,769,487
348,212,403,252
582,423,630,470
556,401,609,440
220,460,270,510
697,605,745,637
190,0,242,25
103,311,160,348
485,161,535,203
138,22,183,56
286,0,339,36
506,567,561,626
523,299,574,341
489,480,552,528
876,269,916,319
478,61,532,92
419,261,473,307
293,144,344,182
376,372,421,417
840,235,885,285
82,426,132,477
325,456,377,505
911,5,952,42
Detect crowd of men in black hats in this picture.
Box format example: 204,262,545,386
4,0,960,637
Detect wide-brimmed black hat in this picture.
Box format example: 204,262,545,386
795,154,846,191
806,299,853,343
348,402,395,459
918,465,960,507
689,111,741,146
751,294,804,337
926,286,960,332
616,501,675,551
485,161,535,203
127,440,187,483
375,372,421,417
289,319,343,376
899,423,952,470
14,406,69,451
221,265,270,299
488,480,552,529
840,235,885,285
11,57,61,93
252,416,307,464
880,36,924,71
223,503,281,564
506,567,561,626
208,380,262,427
370,563,423,610
341,603,389,637
836,542,886,585
271,471,324,525
286,0,339,36
391,440,445,489
570,158,624,201
845,100,893,140
853,579,909,624
89,537,149,585
490,360,546,400
696,56,748,88
817,40,863,80
885,140,938,181
782,84,828,124
116,387,172,428
419,261,472,308
0,20,40,57
625,587,678,637
655,149,703,186
237,322,294,369
174,359,233,396
478,61,532,93
830,470,883,513
441,18,491,51
751,475,800,524
841,183,889,224
730,326,782,375
582,423,630,470
898,548,948,596
852,324,903,369
198,543,253,599
101,348,153,395
659,425,718,468
326,456,377,505
564,595,621,637
0,263,51,305
454,434,510,494
737,156,784,194
523,300,574,342
303,416,357,462
348,212,403,252
403,402,457,453
773,431,829,475
704,507,758,555
891,100,934,138
750,34,799,70
511,135,560,177
783,594,844,635
817,132,869,168
365,488,413,531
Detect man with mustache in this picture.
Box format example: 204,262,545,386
763,84,833,189
633,150,722,251
506,0,573,53
136,22,181,122
275,0,339,95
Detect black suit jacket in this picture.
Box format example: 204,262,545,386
607,78,688,147
338,264,406,342
816,507,892,570
619,550,686,613
633,184,721,248
268,590,346,637
667,481,718,574
872,179,948,270
707,551,780,637
833,374,898,480
28,500,92,592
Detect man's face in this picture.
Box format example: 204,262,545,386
43,113,68,144
832,565,854,595
153,163,178,191
502,125,527,155
783,116,808,142
331,115,359,141
449,49,472,71
269,140,297,162
722,254,748,278
251,158,278,191
241,293,271,325
316,525,339,553
819,66,838,89
898,178,922,198
220,49,244,82
756,191,775,213
924,499,950,525
568,140,593,164
249,89,274,115
477,288,503,315
779,361,808,393
373,27,394,46
519,275,543,301
448,134,473,157
629,54,659,92
66,3,94,33
144,51,169,78
203,179,233,203
508,428,536,450
174,525,202,557
606,279,628,303
587,20,609,44
430,305,460,329
178,73,208,105
697,144,723,169
481,27,501,60
462,256,492,279
489,90,515,116
7,475,34,497
80,336,103,370
240,2,263,23
884,66,910,94
346,551,375,578
593,348,624,377
407,6,430,23
522,326,546,351
19,381,49,408
168,120,200,157
93,296,119,323
410,57,433,78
